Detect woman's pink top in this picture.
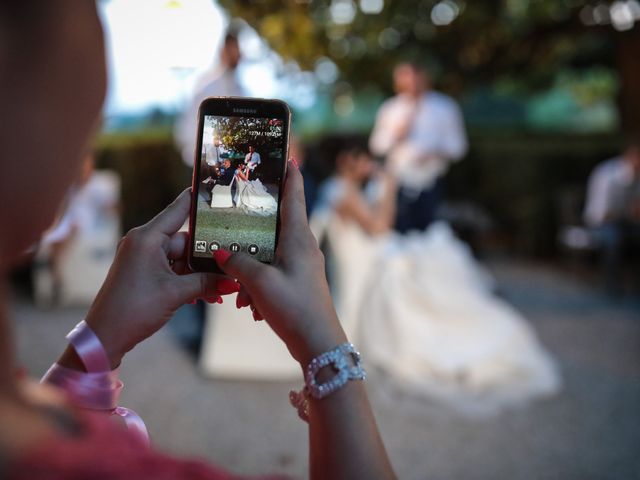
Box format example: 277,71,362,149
6,409,287,480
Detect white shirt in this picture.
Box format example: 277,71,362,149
584,157,640,227
244,151,261,169
174,68,245,167
369,91,468,190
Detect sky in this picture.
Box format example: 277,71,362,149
98,0,304,116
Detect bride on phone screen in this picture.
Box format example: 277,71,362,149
234,163,277,216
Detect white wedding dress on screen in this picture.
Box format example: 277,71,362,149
235,177,278,216
311,178,560,414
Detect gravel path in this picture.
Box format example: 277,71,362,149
11,260,640,479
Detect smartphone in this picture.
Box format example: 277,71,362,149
188,97,291,273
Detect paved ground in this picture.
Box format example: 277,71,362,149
10,260,640,479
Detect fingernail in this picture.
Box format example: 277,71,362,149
213,249,232,266
235,293,241,309
290,157,299,169
189,299,197,305
217,279,240,295
253,310,263,321
216,296,223,304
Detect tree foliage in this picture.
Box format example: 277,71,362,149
207,116,282,154
220,0,617,95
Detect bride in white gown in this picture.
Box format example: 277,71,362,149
310,147,560,414
234,164,278,216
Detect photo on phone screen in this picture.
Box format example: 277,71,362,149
191,106,288,267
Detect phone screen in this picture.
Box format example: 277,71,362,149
191,105,288,268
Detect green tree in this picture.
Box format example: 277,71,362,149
208,116,280,153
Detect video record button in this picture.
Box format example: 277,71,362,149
248,244,259,255
229,243,241,253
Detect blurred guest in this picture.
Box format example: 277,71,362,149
311,146,559,415
369,62,468,233
175,29,245,167
584,136,640,293
174,28,245,355
37,154,119,305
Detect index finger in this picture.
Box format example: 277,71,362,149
145,188,191,235
279,159,308,232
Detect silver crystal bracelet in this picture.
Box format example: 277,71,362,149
289,342,366,421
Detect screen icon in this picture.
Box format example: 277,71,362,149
229,243,241,253
195,240,207,253
209,241,220,252
248,244,259,255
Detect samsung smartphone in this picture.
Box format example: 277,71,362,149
188,97,291,273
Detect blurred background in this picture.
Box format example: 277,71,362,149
11,0,640,478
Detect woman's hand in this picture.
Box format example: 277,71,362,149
213,159,348,367
62,189,238,369
216,160,396,480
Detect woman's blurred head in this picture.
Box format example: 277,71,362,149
336,147,375,183
0,1,106,269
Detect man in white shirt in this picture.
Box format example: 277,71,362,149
584,137,640,292
369,62,468,233
175,30,245,168
244,145,261,179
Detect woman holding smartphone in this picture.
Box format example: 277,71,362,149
0,2,395,479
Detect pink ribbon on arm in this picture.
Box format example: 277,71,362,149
66,321,112,373
42,320,150,447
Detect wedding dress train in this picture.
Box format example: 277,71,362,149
235,178,278,216
311,178,560,414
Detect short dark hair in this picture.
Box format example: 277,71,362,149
224,21,242,45
324,135,371,172
224,32,238,45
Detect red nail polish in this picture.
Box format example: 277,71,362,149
189,299,197,305
213,249,232,265
217,279,240,294
235,294,241,309
290,157,299,169
216,296,223,304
